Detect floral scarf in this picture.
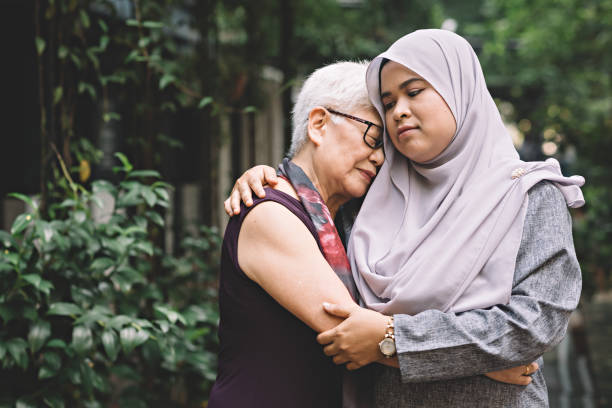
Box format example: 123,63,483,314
277,158,359,301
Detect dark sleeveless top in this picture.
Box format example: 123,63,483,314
208,188,342,408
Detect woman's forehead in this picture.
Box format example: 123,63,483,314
381,61,421,81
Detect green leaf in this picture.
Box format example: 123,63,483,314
16,399,37,408
79,9,90,28
133,241,153,256
11,213,33,235
22,273,41,288
78,81,96,99
142,21,164,29
44,351,62,370
71,326,93,355
6,338,28,370
154,305,186,325
69,53,81,69
43,395,65,408
46,339,67,349
98,18,108,33
35,36,46,56
127,170,161,179
47,302,82,317
53,86,63,105
74,310,109,326
0,341,5,359
141,187,156,207
58,45,69,59
0,230,17,248
120,327,149,354
22,273,54,295
101,329,119,361
138,37,151,48
103,112,121,122
99,35,109,51
126,19,139,26
28,320,51,353
114,152,133,173
146,211,164,227
154,187,169,202
242,106,257,113
0,304,15,324
7,192,36,209
109,315,132,329
159,74,176,90
198,96,213,109
125,49,140,63
39,351,61,379
90,257,114,272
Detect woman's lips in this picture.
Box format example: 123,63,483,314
358,169,375,182
397,124,419,140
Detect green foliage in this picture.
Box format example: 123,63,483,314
459,0,612,295
0,155,221,407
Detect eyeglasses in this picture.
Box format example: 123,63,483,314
326,108,384,149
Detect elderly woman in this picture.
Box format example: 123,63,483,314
224,30,584,407
207,61,385,408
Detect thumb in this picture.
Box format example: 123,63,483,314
322,302,353,318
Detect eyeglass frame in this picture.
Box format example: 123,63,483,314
326,108,384,149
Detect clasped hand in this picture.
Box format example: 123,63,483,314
317,302,539,385
316,302,389,371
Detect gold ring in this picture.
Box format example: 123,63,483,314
524,365,530,376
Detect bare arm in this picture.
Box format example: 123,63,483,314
238,200,357,333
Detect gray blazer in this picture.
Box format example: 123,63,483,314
371,181,582,407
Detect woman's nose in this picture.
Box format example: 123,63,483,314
370,145,385,166
393,98,412,121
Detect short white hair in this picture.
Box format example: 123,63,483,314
288,61,373,158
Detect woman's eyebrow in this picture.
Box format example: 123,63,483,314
381,77,423,99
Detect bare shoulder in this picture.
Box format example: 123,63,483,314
238,198,319,282
270,177,298,199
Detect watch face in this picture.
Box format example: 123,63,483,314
380,338,396,356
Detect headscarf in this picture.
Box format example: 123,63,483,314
348,29,585,315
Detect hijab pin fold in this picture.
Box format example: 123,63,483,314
511,167,526,179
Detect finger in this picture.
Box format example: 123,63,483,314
322,302,352,319
247,171,266,198
238,181,254,207
519,376,532,386
229,190,242,215
323,343,339,357
263,166,279,186
530,362,539,373
223,198,233,216
346,362,361,371
317,328,337,345
332,354,350,365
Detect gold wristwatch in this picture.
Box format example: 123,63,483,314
378,316,396,358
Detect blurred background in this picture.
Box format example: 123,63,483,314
0,0,610,406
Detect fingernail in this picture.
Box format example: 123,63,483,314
322,302,330,308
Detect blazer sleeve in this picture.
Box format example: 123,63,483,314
393,181,582,383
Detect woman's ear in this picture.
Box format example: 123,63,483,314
307,107,328,147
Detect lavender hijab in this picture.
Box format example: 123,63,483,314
348,29,585,315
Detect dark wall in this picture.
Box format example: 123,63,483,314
0,0,40,211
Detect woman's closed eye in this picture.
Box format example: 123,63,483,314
407,88,423,97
